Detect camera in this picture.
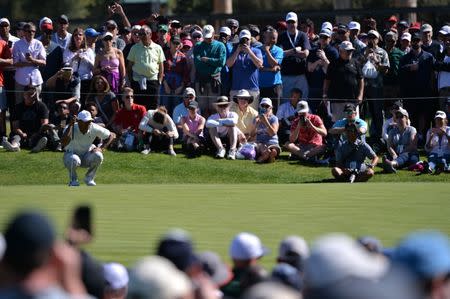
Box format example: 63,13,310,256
300,115,307,123
259,107,267,115
239,38,247,45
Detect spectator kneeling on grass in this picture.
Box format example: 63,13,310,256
249,97,281,163
138,106,178,156
332,123,378,183
382,107,419,173
61,110,116,186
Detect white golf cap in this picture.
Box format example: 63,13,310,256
296,100,309,113
401,32,412,41
285,12,298,22
367,30,381,39
104,262,129,290
339,41,355,51
202,24,214,39
102,32,114,39
348,21,360,31
439,25,450,35
259,98,273,108
239,29,251,40
0,18,10,26
435,110,447,119
321,22,333,31
77,110,93,122
131,25,142,31
219,26,231,36
230,232,269,260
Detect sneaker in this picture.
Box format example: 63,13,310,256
31,137,48,153
227,148,236,160
216,147,226,159
2,137,20,152
383,161,397,173
141,146,151,155
55,143,63,152
421,161,432,174
166,149,177,156
68,180,80,187
84,177,96,186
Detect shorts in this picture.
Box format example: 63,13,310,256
0,87,7,111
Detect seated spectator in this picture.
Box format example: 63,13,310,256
45,66,80,114
205,96,238,159
277,235,310,273
424,111,450,174
285,100,327,162
383,107,419,173
276,88,302,145
332,123,378,182
172,87,197,134
85,102,106,127
113,87,147,152
329,103,367,145
85,75,119,128
50,102,71,139
230,89,258,142
250,98,280,163
2,87,60,153
382,101,410,144
180,101,205,158
139,106,178,156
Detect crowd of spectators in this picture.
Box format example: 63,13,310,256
0,6,450,182
1,209,450,299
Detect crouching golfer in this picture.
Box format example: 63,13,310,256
61,110,115,186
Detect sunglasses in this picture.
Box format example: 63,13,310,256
103,37,113,41
138,32,148,36
260,104,271,108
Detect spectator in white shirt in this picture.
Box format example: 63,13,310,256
52,15,72,49
12,22,46,103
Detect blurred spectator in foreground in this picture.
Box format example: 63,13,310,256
103,262,129,299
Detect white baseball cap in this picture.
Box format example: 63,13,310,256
435,110,447,119
219,26,231,36
367,30,381,39
259,98,273,108
239,29,251,40
77,110,93,122
339,41,355,51
131,25,142,31
348,21,361,31
285,12,298,22
401,32,412,41
0,18,10,26
104,262,129,290
439,25,450,36
296,101,309,113
230,232,269,260
321,22,333,31
202,24,214,39
278,235,310,260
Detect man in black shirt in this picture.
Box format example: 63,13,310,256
420,24,442,60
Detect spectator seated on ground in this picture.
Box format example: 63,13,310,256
276,88,302,145
329,103,368,148
44,65,80,114
230,89,258,143
424,110,450,174
249,98,281,163
285,100,327,163
138,106,178,156
205,96,239,160
50,102,71,139
382,100,410,145
383,107,419,173
172,87,197,138
180,100,205,158
331,123,378,182
2,87,61,153
84,102,106,127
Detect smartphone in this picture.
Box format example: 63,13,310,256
71,205,92,235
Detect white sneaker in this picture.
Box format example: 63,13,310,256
2,137,20,152
68,180,80,187
227,148,237,160
31,137,48,153
216,148,226,159
141,146,151,155
84,177,96,186
166,149,176,156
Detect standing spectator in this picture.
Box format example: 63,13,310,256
323,41,364,121
383,31,405,101
138,106,178,156
438,43,450,110
230,89,258,142
218,26,232,97
64,27,95,106
193,25,226,115
61,110,115,186
420,24,441,60
285,100,327,162
52,15,72,49
12,22,46,102
383,107,419,173
180,100,205,157
127,25,164,110
397,20,410,41
227,29,263,111
0,33,12,138
277,12,311,100
169,20,182,37
424,111,450,174
276,88,302,145
39,19,63,82
400,32,411,53
205,96,238,159
157,24,170,51
360,30,390,143
86,75,119,128
332,123,378,182
259,27,284,111
122,25,141,66
250,98,280,163
399,33,436,142
85,28,100,52
94,32,126,95
100,20,126,52
348,21,366,53
113,87,147,151
161,35,190,115
0,18,20,47
226,18,240,43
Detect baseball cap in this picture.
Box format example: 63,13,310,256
385,31,398,39
435,110,447,119
392,231,450,279
182,39,193,48
296,101,309,113
197,251,233,287
348,21,360,31
85,28,100,38
304,234,388,288
17,21,27,30
226,18,239,28
398,20,409,28
202,25,214,39
132,25,142,31
230,232,269,260
58,14,69,24
219,26,231,36
387,15,398,23
78,110,94,122
187,101,199,110
39,17,52,29
367,30,381,39
337,24,349,32
249,24,260,37
158,24,168,32
278,235,310,260
128,256,192,299
41,23,53,31
411,32,421,41
409,22,421,31
0,18,10,26
285,12,298,23
183,87,196,97
171,20,181,28
239,29,251,40
216,96,230,106
343,103,356,112
339,41,355,51
104,262,129,290
420,23,433,33
105,19,117,28
396,107,409,118
401,32,412,41
102,32,114,40
191,30,203,39
321,21,333,31
156,229,198,271
259,98,273,108
319,28,332,37
439,25,450,35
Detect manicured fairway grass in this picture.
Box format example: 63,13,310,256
0,183,448,268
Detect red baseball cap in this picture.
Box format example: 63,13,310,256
41,23,53,31
387,15,398,23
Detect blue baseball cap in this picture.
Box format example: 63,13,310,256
85,28,100,38
392,231,450,278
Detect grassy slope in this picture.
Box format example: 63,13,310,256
0,183,448,267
